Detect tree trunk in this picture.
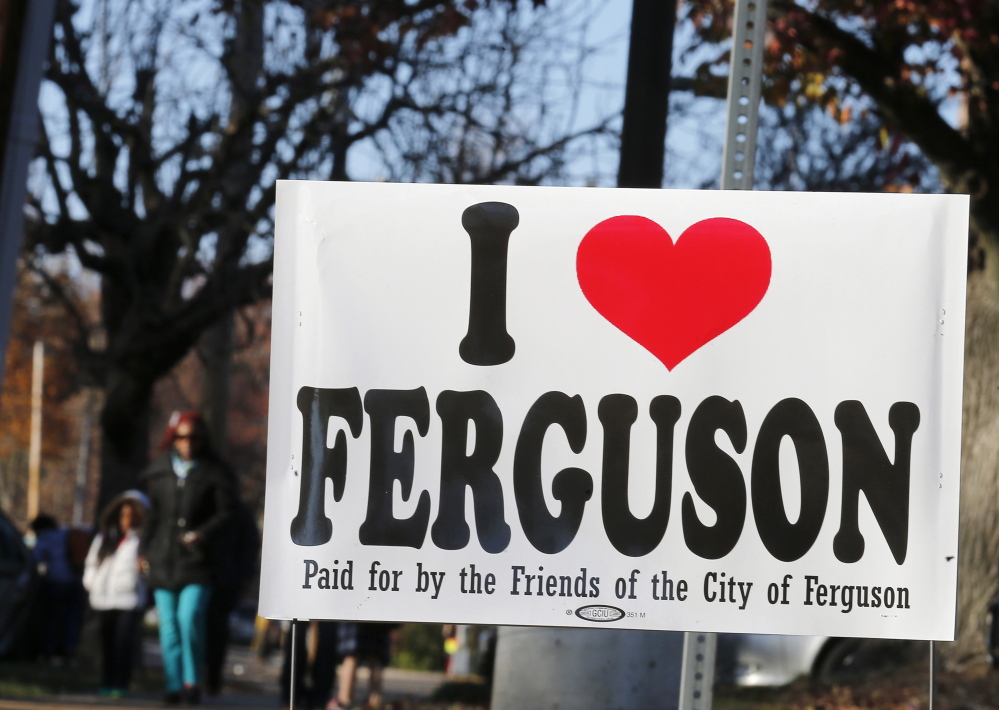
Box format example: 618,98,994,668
955,247,999,658
95,368,152,517
201,312,234,456
196,0,263,456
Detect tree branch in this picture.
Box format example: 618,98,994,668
23,257,93,352
772,1,999,244
773,1,979,183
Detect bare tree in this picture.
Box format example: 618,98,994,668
25,0,613,512
364,0,614,185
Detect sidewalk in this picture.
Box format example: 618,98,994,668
0,640,447,710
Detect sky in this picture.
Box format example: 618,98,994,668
344,0,731,189
570,0,730,189
568,0,729,190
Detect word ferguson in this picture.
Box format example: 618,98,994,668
804,575,910,613
289,386,919,564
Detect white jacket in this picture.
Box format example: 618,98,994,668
83,530,146,610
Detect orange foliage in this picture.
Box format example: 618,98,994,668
0,263,97,528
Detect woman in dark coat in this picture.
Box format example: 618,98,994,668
140,411,234,706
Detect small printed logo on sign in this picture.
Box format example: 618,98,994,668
575,605,625,623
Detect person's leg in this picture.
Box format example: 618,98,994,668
37,581,59,658
99,610,117,690
63,579,86,658
176,584,211,692
367,661,384,709
204,586,237,695
154,589,185,696
47,581,78,660
310,622,338,708
113,608,142,691
337,655,357,706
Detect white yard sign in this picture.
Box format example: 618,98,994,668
260,181,967,641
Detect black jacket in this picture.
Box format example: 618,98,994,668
139,453,234,590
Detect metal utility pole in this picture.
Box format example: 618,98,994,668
719,0,769,191
494,1,770,708
617,0,679,188
678,1,769,708
0,0,58,396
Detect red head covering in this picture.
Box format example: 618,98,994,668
159,410,210,452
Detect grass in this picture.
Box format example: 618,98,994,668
0,658,165,699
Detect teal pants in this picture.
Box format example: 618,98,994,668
154,585,211,691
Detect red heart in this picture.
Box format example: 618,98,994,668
576,215,772,370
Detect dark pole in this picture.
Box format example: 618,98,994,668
0,0,57,393
617,0,678,188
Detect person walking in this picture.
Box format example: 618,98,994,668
28,513,82,662
280,620,338,710
327,623,398,710
204,492,259,696
140,411,234,706
83,491,149,698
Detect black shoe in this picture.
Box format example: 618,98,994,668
163,691,182,705
182,686,201,706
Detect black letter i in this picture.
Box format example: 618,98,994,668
460,202,518,366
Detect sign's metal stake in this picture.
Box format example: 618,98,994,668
290,619,299,710
678,632,717,710
929,641,936,710
681,0,769,706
